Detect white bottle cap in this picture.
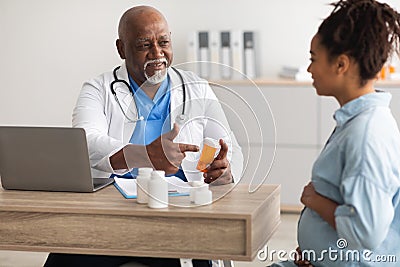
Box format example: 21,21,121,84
151,170,165,179
198,184,209,191
138,167,153,176
189,180,205,187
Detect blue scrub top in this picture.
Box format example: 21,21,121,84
128,75,171,145
112,74,186,180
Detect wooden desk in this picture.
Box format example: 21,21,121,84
0,183,280,261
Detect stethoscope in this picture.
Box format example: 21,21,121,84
110,66,187,124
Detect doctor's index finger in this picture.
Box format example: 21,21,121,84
178,143,199,153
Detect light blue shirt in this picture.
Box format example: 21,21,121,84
273,92,400,266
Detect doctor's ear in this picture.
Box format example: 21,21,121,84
116,39,126,59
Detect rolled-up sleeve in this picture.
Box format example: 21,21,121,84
334,112,400,251
335,174,395,250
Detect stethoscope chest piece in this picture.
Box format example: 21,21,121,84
175,114,187,125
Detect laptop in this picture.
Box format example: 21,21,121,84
0,126,114,192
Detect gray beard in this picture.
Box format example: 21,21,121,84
144,68,168,85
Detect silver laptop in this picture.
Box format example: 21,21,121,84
0,126,114,192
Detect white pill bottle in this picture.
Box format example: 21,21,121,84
136,167,153,204
148,170,168,209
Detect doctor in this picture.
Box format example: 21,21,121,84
71,5,243,185
44,5,243,267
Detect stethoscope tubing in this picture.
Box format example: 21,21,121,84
110,65,186,123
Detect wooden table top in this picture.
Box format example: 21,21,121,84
0,183,280,261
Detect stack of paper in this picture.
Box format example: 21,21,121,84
279,66,312,82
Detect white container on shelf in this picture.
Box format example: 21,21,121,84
148,170,168,209
136,167,153,204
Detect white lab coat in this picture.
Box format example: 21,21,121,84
72,62,243,181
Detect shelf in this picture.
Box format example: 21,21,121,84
209,78,312,87
209,78,400,87
375,79,400,87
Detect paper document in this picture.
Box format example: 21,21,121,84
114,176,191,199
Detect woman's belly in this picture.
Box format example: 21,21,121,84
298,208,345,266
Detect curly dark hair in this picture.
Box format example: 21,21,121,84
318,0,400,85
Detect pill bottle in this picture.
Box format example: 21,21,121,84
189,180,205,203
148,170,168,209
194,184,212,205
196,138,219,172
136,167,153,204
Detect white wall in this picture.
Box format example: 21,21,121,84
1,0,399,126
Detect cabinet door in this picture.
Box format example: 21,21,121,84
237,144,275,186
262,86,319,146
319,96,338,146
238,144,319,209
266,146,320,209
212,84,319,146
383,88,400,126
211,84,275,147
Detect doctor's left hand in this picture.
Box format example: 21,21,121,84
203,139,232,185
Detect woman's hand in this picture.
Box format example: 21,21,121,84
300,181,339,229
300,182,319,208
294,247,314,267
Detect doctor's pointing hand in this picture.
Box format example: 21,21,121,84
147,123,199,175
110,123,199,175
